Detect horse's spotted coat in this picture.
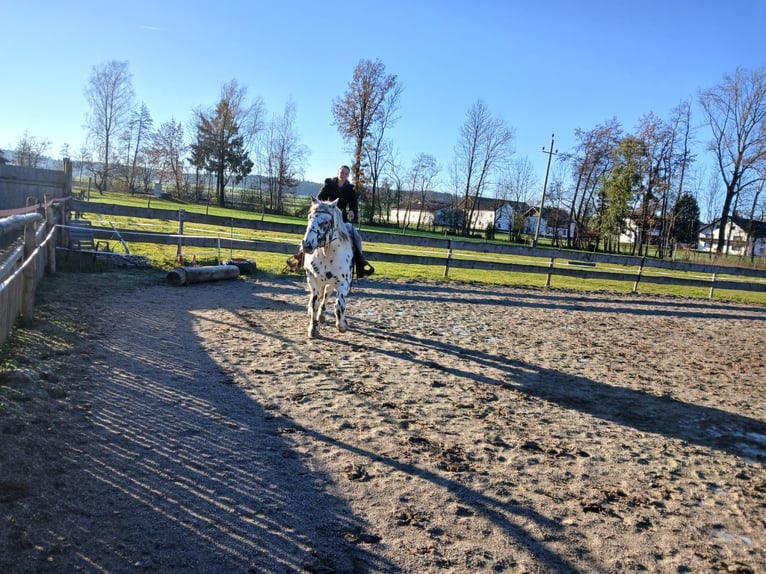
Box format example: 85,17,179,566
301,198,355,338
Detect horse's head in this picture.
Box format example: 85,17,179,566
301,197,344,254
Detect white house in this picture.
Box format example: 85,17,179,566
494,201,530,232
389,205,437,228
523,206,575,238
618,217,663,245
698,216,766,256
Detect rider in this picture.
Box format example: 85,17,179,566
287,164,374,278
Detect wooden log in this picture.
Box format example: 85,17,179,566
167,264,240,286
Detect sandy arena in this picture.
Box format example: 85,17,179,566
1,270,765,573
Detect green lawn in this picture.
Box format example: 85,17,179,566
74,190,766,305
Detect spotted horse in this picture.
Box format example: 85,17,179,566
300,197,355,338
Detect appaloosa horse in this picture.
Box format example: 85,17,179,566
301,197,355,338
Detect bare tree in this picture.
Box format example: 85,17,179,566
84,60,135,193
497,156,538,241
407,153,440,230
75,145,92,186
741,166,766,260
633,113,673,256
564,119,623,248
699,66,766,253
265,100,309,213
151,119,188,197
332,58,401,223
660,100,696,257
119,102,153,194
383,152,406,226
453,99,515,236
14,131,51,167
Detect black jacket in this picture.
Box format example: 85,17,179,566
317,177,358,222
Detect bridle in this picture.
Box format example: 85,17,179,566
308,207,338,248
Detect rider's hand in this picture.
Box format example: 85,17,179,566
347,210,355,221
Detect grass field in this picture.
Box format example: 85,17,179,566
74,190,766,305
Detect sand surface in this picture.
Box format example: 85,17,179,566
1,271,765,573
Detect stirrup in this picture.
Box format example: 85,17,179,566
356,261,375,278
284,252,304,273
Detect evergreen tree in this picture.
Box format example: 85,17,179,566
190,100,254,207
670,192,701,244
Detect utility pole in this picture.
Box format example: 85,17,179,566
532,134,557,248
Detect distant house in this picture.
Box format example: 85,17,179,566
698,216,766,257
389,192,453,229
494,201,530,232
459,197,503,230
618,216,664,245
389,203,436,227
430,196,498,231
443,197,531,233
523,206,574,239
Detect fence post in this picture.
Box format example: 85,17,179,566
63,158,72,197
632,257,645,293
443,239,453,279
22,220,37,321
545,257,555,287
709,272,717,299
176,209,186,264
45,196,56,274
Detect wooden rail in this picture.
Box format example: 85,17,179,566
67,199,766,297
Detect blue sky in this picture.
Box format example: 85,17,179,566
2,0,764,193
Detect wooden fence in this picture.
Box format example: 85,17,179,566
0,201,65,348
67,199,766,296
2,194,765,349
0,161,71,210
0,161,72,349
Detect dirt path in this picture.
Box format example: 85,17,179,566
1,270,765,573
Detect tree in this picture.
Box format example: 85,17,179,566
84,60,135,193
564,119,623,249
265,100,308,213
453,99,515,235
670,192,700,245
699,66,766,253
14,131,51,167
599,136,645,253
332,58,401,223
119,102,153,194
406,153,440,230
634,113,673,256
658,100,696,258
190,80,264,207
497,156,538,241
75,145,92,186
151,119,188,197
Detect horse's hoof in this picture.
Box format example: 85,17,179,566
337,322,348,333
308,325,319,338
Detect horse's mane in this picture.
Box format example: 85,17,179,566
310,199,351,243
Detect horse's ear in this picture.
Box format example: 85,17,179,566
329,198,339,208
311,196,320,205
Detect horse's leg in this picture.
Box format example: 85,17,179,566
318,284,329,324
307,280,321,338
334,279,350,333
